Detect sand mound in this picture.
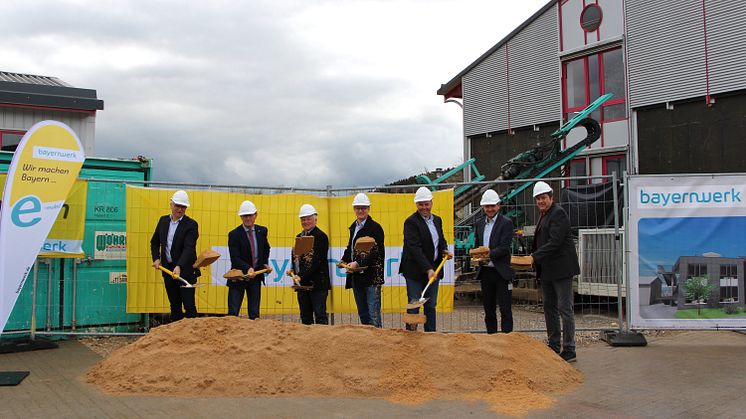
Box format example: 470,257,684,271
85,317,582,416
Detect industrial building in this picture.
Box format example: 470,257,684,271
0,71,104,155
438,0,746,183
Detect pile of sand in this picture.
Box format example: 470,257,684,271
85,317,582,416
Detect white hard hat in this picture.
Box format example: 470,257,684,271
238,200,257,216
532,181,553,198
480,189,501,206
171,190,190,207
299,204,317,218
414,187,433,203
352,193,371,207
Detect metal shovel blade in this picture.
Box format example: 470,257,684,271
176,277,206,288
406,297,429,310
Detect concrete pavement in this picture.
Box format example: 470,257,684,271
0,330,744,418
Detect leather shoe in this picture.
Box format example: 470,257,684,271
560,351,577,363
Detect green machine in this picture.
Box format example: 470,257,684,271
0,153,151,334
455,93,613,252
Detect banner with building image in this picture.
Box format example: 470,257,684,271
628,174,746,329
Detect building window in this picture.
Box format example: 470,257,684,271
580,4,603,32
568,158,588,186
719,265,738,303
603,155,626,181
563,48,627,124
0,130,25,151
688,263,707,277
685,263,708,303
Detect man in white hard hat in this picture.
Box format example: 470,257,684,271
227,200,271,319
399,187,448,332
150,190,200,321
340,193,385,327
473,189,515,334
531,181,579,363
293,204,331,325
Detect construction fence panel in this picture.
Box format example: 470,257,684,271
1,175,626,338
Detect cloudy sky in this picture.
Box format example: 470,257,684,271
3,0,547,188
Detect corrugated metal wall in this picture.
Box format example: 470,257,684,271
627,0,746,108
463,6,559,136
0,107,95,155
509,8,560,129
463,49,508,136
626,0,706,108
706,1,746,95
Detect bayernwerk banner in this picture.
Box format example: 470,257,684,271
0,121,84,333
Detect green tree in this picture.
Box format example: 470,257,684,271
683,276,715,316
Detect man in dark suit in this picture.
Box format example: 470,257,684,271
294,204,331,325
531,181,580,363
399,187,448,332
340,193,385,328
474,189,515,334
227,200,271,319
150,190,200,321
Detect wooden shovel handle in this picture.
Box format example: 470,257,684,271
249,267,273,278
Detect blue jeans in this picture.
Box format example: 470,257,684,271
297,289,329,325
405,278,439,332
541,276,575,353
352,285,382,328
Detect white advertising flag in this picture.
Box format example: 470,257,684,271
0,121,84,333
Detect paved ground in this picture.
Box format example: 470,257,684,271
0,330,744,418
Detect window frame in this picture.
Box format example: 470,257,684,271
0,129,27,151
562,47,627,126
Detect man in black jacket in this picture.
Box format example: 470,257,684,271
531,181,580,363
474,189,515,334
399,187,448,332
150,190,200,321
227,200,271,319
340,193,385,327
294,204,331,325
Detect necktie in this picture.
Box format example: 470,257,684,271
248,229,258,268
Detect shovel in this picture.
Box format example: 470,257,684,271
223,267,274,281
155,249,220,288
157,265,207,288
286,270,313,291
336,261,367,273
405,252,453,310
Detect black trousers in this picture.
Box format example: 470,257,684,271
297,288,328,325
161,262,197,321
478,267,513,333
227,279,262,319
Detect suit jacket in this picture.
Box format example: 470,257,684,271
399,211,447,282
228,224,271,283
150,214,201,282
474,213,515,281
294,227,331,291
341,216,385,289
531,203,580,281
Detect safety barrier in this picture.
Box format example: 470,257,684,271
1,174,626,338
